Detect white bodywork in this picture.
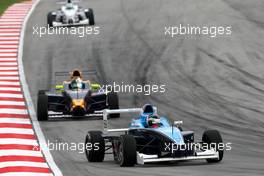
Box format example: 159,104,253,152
61,3,78,18
51,2,89,27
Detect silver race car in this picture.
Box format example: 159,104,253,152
47,0,95,27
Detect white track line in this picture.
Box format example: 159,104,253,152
0,161,49,168
0,109,27,114
0,118,29,124
0,53,17,56
0,150,43,157
0,87,21,91
0,63,18,66
0,67,18,71
0,138,37,145
0,59,17,61
0,94,23,98
0,128,34,135
0,82,20,86
0,19,23,22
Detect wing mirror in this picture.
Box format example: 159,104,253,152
91,83,101,91
55,84,64,90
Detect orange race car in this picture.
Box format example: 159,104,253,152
37,69,119,121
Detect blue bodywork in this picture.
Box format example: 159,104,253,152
129,111,185,145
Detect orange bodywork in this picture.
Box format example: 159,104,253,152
71,99,85,111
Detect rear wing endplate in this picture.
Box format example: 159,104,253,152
102,108,142,133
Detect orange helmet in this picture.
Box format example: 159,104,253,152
70,69,83,80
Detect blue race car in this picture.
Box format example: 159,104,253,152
85,104,224,167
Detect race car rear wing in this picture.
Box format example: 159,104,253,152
54,70,98,87
102,108,143,133
55,70,97,76
56,0,80,4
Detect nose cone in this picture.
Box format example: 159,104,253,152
68,19,74,24
71,99,85,116
72,99,84,107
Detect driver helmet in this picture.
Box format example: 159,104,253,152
70,69,83,80
70,78,83,90
66,2,74,10
147,114,161,128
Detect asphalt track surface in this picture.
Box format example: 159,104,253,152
23,0,264,175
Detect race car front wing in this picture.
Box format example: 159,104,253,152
136,149,219,164
52,19,89,27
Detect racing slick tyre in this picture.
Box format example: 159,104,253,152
202,130,224,163
85,131,105,162
85,8,95,25
37,91,48,121
107,92,120,118
119,135,137,167
47,12,55,27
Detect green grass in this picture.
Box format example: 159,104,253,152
0,0,27,16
